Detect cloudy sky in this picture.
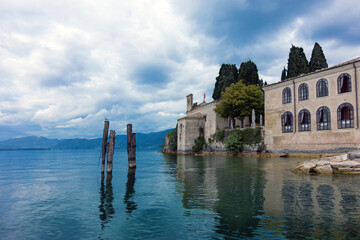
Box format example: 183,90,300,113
1,0,360,140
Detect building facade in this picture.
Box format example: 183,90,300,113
263,58,360,152
177,94,250,153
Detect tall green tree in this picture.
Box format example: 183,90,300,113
238,60,263,86
214,81,264,120
281,67,287,81
309,42,328,72
287,45,309,79
212,64,238,100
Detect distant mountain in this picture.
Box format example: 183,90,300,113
0,129,173,150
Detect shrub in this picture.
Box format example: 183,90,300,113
192,136,205,153
225,130,244,152
224,127,262,153
241,127,262,144
215,129,225,142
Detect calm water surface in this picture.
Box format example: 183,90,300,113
1,150,360,239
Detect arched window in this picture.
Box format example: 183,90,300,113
338,73,352,94
298,83,309,101
282,87,292,104
337,103,354,128
298,109,311,131
282,111,293,133
316,79,328,98
316,106,331,130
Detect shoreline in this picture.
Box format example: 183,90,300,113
159,151,337,159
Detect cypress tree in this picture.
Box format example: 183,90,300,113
287,45,309,79
309,42,328,72
212,64,238,100
238,60,262,86
281,67,287,81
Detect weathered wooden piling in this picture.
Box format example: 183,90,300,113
101,120,110,174
129,133,136,168
127,124,136,168
107,130,115,174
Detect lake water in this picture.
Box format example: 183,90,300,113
1,150,360,239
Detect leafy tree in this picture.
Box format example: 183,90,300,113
281,67,287,81
287,45,309,78
212,64,238,100
309,42,328,72
238,60,263,86
214,81,264,120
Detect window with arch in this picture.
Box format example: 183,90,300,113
337,103,354,128
338,73,351,94
282,111,293,133
316,106,331,130
298,83,309,101
316,79,328,98
298,109,311,131
282,87,292,104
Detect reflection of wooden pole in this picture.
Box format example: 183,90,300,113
129,133,136,168
107,130,115,174
101,120,109,174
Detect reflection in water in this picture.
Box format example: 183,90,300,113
214,157,266,238
174,155,266,238
99,174,115,230
339,176,360,239
123,169,137,215
162,154,360,239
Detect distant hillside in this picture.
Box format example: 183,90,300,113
0,129,173,150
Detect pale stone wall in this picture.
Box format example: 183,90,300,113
263,59,360,152
177,116,205,153
177,100,229,152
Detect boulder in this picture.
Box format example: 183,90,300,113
348,151,360,160
313,165,333,174
330,161,360,169
299,161,317,173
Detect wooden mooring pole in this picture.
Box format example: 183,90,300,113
127,124,136,168
107,130,115,174
101,120,109,175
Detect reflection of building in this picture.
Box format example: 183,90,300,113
177,94,250,153
167,154,360,238
263,58,360,152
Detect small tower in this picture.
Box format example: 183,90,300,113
186,94,193,112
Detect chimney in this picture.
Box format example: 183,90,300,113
186,94,193,112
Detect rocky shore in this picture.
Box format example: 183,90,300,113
294,151,360,174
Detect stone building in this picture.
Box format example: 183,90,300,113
177,94,250,153
263,57,360,153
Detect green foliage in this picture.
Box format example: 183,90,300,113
192,136,205,153
241,127,262,144
287,45,309,79
225,131,244,152
208,138,214,144
215,129,225,142
281,67,287,81
238,60,263,86
214,81,264,120
309,42,328,72
224,127,262,153
212,64,238,100
163,125,177,151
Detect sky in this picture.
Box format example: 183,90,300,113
1,0,360,140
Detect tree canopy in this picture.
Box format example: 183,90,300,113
309,42,328,72
214,81,264,120
212,64,238,100
238,60,263,86
287,45,309,79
